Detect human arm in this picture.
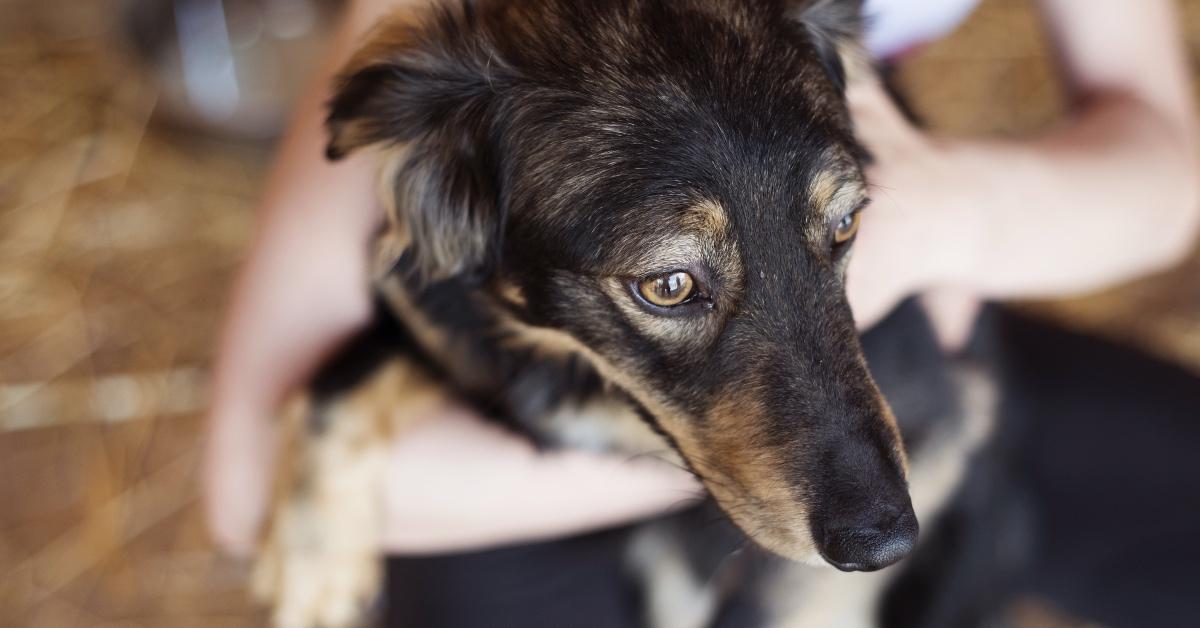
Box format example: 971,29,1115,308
846,0,1200,338
202,0,700,558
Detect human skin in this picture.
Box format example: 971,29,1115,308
204,0,1199,557
847,0,1199,347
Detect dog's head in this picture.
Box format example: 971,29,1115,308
328,0,915,572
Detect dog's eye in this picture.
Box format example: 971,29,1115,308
637,271,696,308
834,212,861,244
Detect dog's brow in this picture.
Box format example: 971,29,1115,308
630,234,706,271
622,200,729,270
683,199,730,236
808,167,865,220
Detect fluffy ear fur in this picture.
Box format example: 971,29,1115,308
788,0,866,92
325,5,508,283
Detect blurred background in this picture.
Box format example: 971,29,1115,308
0,0,1197,626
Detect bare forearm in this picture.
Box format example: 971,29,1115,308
939,95,1199,298
212,0,420,422
380,407,701,554
204,0,425,553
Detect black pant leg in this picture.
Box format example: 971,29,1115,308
991,309,1200,628
383,527,640,628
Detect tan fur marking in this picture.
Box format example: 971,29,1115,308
624,233,707,272
493,312,590,364
876,395,909,474
809,168,844,216
628,523,720,628
809,165,865,219
493,278,529,310
375,274,451,357
370,144,415,280
806,156,868,246
541,397,674,460
696,393,820,561
682,199,730,237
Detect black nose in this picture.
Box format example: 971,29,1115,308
818,500,918,572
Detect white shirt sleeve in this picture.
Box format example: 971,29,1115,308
863,0,981,59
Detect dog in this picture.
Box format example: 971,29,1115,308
250,1,995,626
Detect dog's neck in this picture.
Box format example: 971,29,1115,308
375,267,608,438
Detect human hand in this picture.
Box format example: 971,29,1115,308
203,151,380,557
844,78,982,336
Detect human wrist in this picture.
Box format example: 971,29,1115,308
916,138,990,294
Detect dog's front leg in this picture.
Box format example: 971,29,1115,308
253,357,444,628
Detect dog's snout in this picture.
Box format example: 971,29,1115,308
818,498,918,572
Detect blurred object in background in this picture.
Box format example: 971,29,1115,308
0,2,336,625
123,0,341,139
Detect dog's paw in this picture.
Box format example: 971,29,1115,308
253,459,386,628
252,359,443,628
253,504,381,628
252,394,391,628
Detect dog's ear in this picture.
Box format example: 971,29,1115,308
326,7,506,283
788,0,866,92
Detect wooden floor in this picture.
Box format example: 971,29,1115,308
1,1,1198,626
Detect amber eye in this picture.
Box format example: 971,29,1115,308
834,211,861,244
637,271,696,307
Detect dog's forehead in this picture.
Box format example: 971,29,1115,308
499,0,864,272
514,13,859,200
512,77,860,214
506,122,862,275
499,0,848,111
